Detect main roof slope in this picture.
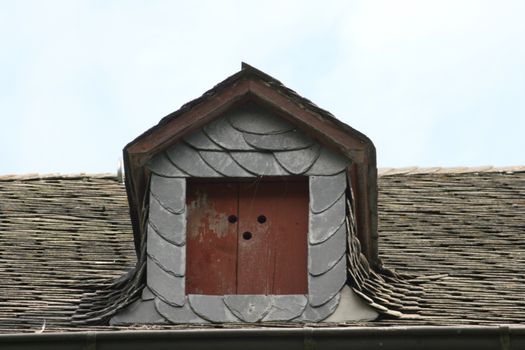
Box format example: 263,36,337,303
0,168,523,333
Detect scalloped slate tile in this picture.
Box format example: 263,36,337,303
147,257,185,307
147,228,185,277
109,299,167,325
203,118,255,150
309,223,346,276
188,295,238,323
142,286,155,301
306,147,349,176
308,256,346,307
309,195,346,244
155,298,206,324
166,143,221,177
274,144,320,175
184,130,223,150
148,200,186,246
262,295,308,322
227,105,294,134
243,130,314,151
230,152,289,175
147,153,189,177
199,151,253,177
296,293,341,322
150,176,186,214
310,173,347,214
223,295,272,322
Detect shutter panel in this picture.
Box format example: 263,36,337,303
186,178,308,295
186,182,238,294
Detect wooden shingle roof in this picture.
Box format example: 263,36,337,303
0,167,524,333
377,167,525,325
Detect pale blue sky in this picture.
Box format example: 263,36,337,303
1,0,524,175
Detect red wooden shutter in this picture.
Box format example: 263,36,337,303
186,182,238,295
186,178,308,295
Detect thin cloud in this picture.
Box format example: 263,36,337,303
0,0,523,174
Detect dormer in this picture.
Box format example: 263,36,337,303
110,64,381,324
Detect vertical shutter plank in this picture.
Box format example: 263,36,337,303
237,181,272,294
237,179,308,294
186,182,238,294
271,180,308,294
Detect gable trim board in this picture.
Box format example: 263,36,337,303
111,107,376,324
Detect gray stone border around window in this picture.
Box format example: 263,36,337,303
141,171,347,323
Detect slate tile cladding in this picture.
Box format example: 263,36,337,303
0,168,523,332
131,105,351,324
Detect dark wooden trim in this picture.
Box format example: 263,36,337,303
188,176,308,184
247,80,367,156
127,79,252,156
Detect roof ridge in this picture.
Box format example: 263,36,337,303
0,172,118,181
378,166,525,176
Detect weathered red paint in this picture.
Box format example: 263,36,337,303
237,179,308,294
268,180,309,294
186,178,308,295
186,182,238,295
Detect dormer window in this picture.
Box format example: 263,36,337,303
107,64,380,325
141,104,351,322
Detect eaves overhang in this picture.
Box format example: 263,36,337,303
2,326,524,350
